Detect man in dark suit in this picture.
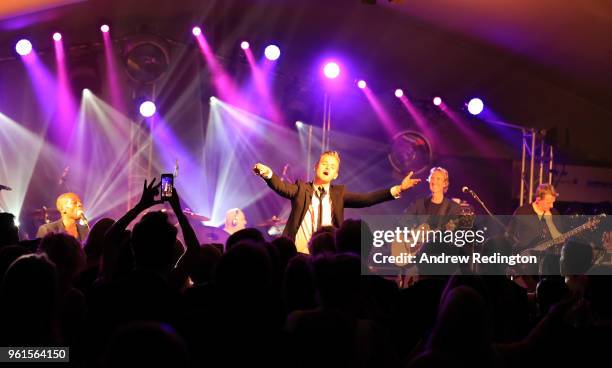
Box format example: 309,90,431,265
36,192,89,242
509,183,564,251
405,167,461,230
254,150,420,253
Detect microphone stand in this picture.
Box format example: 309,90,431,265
464,188,517,243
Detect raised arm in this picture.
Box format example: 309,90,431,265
102,178,161,280
253,162,299,199
169,188,201,290
345,171,421,208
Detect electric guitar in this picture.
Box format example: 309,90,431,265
518,214,606,257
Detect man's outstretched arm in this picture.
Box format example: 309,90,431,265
254,162,299,199
345,171,421,208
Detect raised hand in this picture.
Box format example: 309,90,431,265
400,171,421,192
168,186,182,212
136,178,162,209
253,163,272,178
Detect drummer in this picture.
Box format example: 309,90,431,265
222,208,247,235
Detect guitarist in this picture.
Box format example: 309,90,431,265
405,167,461,230
394,167,460,286
509,183,565,252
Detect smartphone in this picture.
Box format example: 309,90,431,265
161,174,174,201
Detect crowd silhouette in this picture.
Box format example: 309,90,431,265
0,181,610,367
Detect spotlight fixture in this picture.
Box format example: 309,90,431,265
394,89,404,98
323,62,340,79
100,24,110,33
264,45,281,61
357,80,366,89
15,39,33,56
139,101,156,117
467,98,484,115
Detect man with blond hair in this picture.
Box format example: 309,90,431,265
405,166,461,230
254,150,420,253
36,192,89,242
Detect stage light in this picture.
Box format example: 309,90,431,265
323,62,340,79
82,88,91,96
210,96,217,104
433,97,442,106
192,26,202,36
52,32,62,42
264,45,281,61
15,39,32,56
295,121,304,128
394,89,404,98
240,41,249,50
357,80,366,89
467,98,484,115
100,24,110,33
139,101,156,117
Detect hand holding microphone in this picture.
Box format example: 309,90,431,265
76,208,88,226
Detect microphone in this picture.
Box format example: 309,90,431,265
0,184,12,191
253,164,262,176
462,186,472,194
77,209,88,226
282,164,289,177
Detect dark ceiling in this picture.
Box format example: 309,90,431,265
1,0,611,163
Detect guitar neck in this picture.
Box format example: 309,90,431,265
531,217,602,252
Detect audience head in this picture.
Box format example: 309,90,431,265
0,245,30,281
308,232,336,256
189,244,222,285
271,236,297,270
283,254,316,313
131,211,178,273
84,217,115,261
335,219,362,255
38,233,85,290
312,253,361,310
560,241,593,276
214,241,272,301
0,254,59,345
225,228,265,252
0,212,19,248
586,265,612,320
536,277,569,315
428,286,490,354
539,253,561,276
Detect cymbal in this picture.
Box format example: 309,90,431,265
182,209,209,222
195,225,229,244
256,215,287,227
29,208,60,219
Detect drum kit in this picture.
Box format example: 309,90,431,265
26,200,289,243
